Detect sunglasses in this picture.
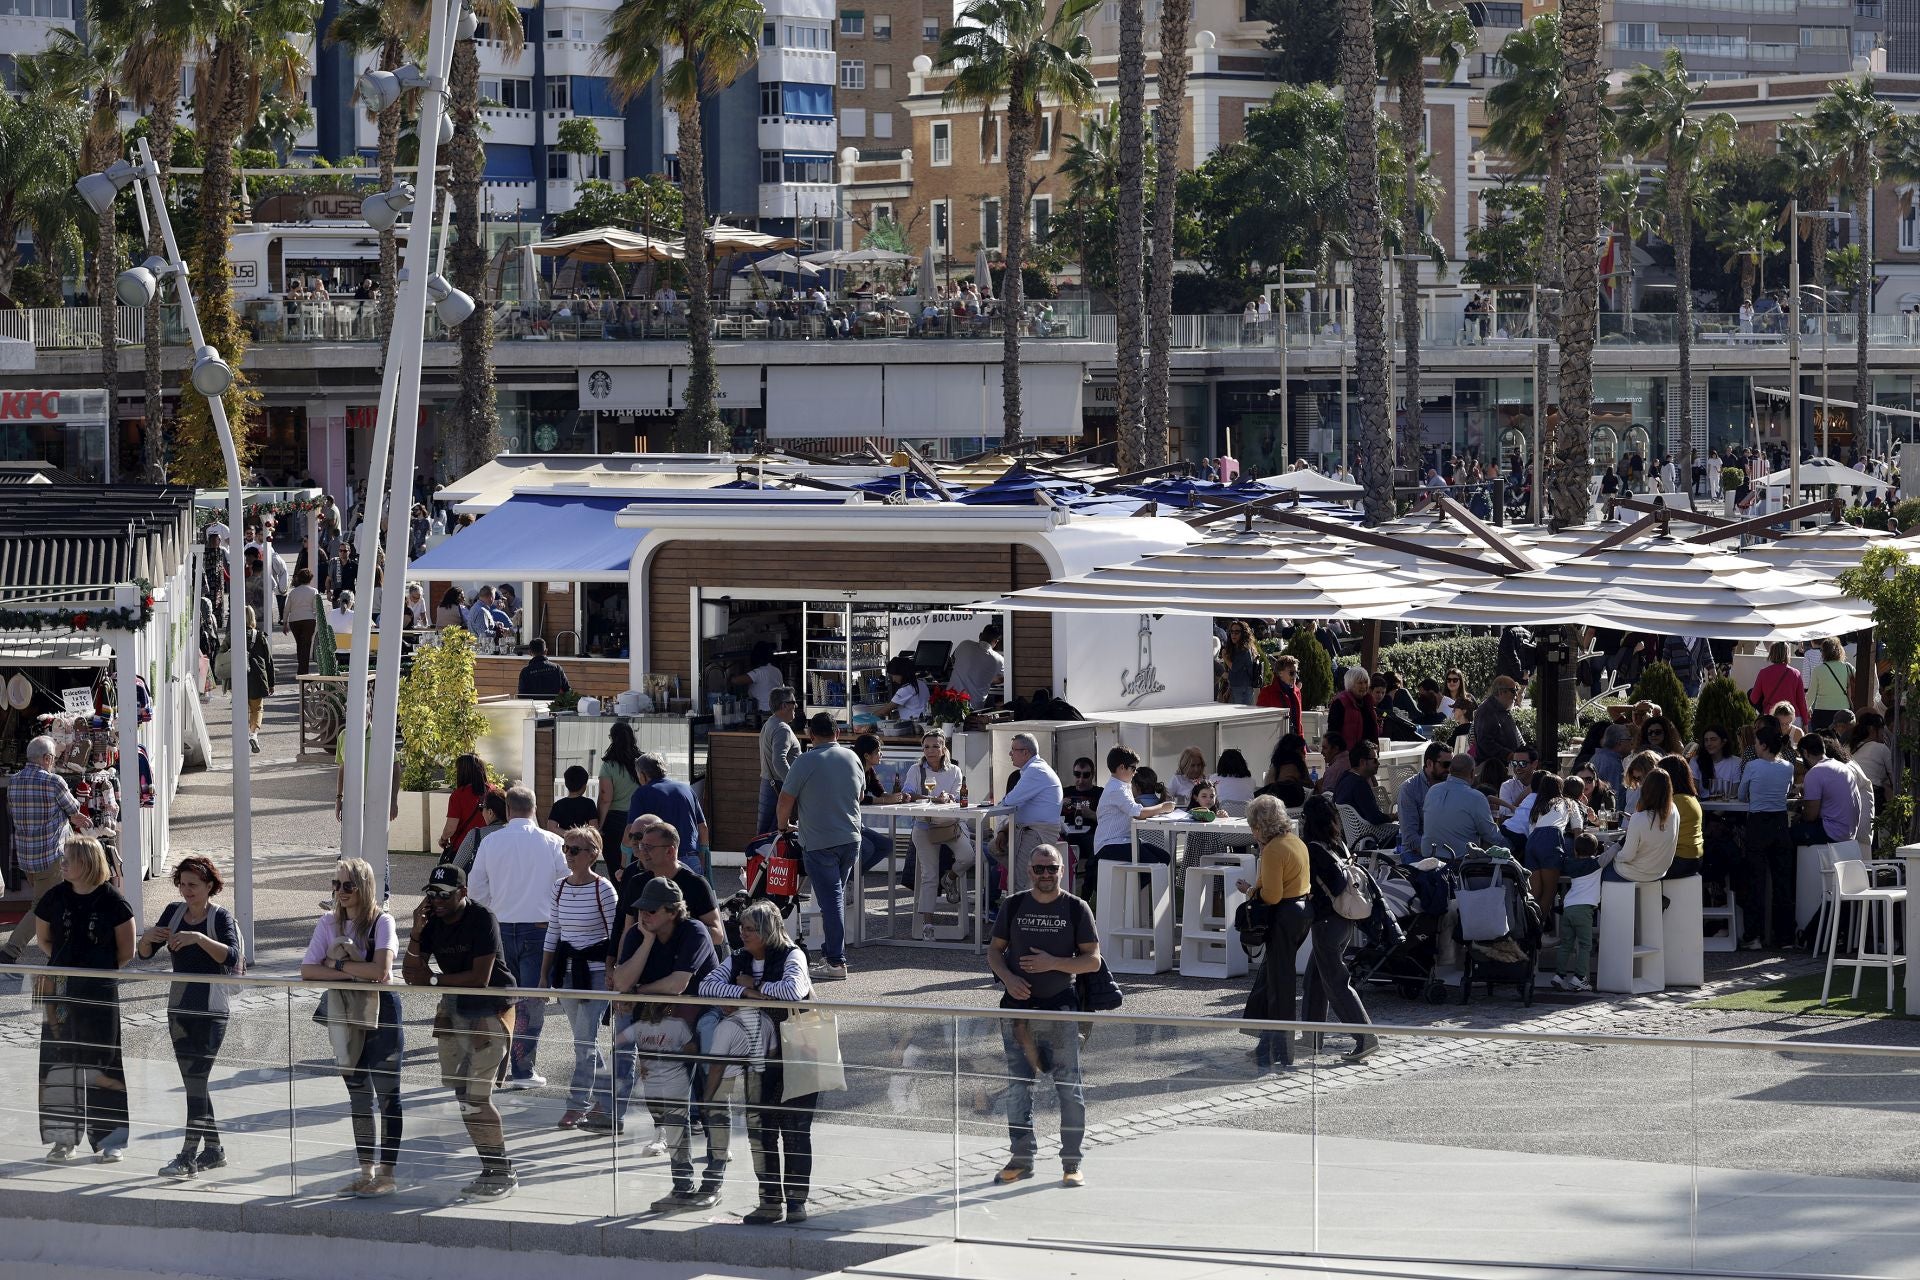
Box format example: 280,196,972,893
565,845,596,855
423,887,456,900
1073,770,1093,778
330,880,358,892
1030,866,1062,876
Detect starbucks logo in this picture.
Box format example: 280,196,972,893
587,370,612,399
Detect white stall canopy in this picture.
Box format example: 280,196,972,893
765,366,884,438
882,365,988,438
986,364,1085,439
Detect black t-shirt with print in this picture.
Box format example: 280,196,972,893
613,916,718,993
36,882,133,970
615,860,717,925
416,899,515,1015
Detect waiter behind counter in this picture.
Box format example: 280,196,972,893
882,622,1007,722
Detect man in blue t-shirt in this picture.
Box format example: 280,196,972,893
626,752,710,874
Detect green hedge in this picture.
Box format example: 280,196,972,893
1375,635,1500,696
1280,629,1335,708
1629,660,1693,745
1846,504,1891,531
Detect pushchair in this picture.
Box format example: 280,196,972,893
1453,854,1543,1005
738,831,808,926
1351,859,1449,1004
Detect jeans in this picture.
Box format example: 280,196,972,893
999,991,1086,1165
1556,904,1597,981
857,826,892,875
757,780,782,836
802,841,858,965
497,922,549,1079
343,1001,404,1168
561,992,607,1111
1229,687,1256,706
167,1011,227,1152
748,1064,817,1206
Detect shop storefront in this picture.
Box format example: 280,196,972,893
1591,375,1665,470
0,389,113,482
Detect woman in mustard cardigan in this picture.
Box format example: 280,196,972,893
1237,795,1313,1074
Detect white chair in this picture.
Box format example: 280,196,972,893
1820,860,1908,1010
1800,841,1863,954
1596,878,1665,994
1660,874,1705,986
1096,860,1173,975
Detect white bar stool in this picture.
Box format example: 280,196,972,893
1096,861,1173,975
1660,874,1705,986
1821,860,1908,1010
1179,854,1256,978
1596,878,1665,994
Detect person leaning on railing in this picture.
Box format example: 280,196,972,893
34,834,135,1164
139,855,242,1180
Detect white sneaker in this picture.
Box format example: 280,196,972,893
1547,974,1568,991
500,1073,547,1091
1563,976,1590,993
812,961,848,981
639,1139,667,1157
920,924,936,942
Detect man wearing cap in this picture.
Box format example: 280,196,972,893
590,876,719,1140
403,865,520,1199
777,713,864,981
758,688,801,835
468,786,568,1090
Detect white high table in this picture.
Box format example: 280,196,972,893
1127,811,1261,864
856,801,1010,952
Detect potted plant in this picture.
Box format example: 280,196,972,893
1720,466,1745,516
928,687,972,732
391,628,489,853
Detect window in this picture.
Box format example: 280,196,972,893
545,77,571,110
874,111,893,138
1902,194,1920,254
874,63,891,89
842,107,867,135
1465,1,1521,24
774,82,834,119
762,150,783,184
1854,29,1878,56
761,82,782,116
873,12,891,38
491,77,533,109
931,119,951,165
924,17,939,40
840,59,866,89
547,18,563,37
981,198,1001,250
590,151,612,180
932,199,951,252
1031,195,1052,244
872,202,895,225
547,150,571,180
567,11,586,40
1034,112,1053,157
479,76,500,102
1800,25,1847,46
840,9,864,34
980,116,1001,162
782,153,833,182
764,21,777,45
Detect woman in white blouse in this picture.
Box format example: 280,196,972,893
1608,769,1678,882
1691,727,1744,798
897,733,968,940
1168,747,1209,803
537,829,619,1130
885,657,931,722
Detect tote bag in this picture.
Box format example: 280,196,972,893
780,1008,846,1100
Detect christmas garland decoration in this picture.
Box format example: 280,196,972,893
194,496,330,530
0,580,156,634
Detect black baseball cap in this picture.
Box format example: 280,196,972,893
424,864,466,894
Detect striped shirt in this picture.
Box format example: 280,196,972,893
8,763,81,874
543,876,618,973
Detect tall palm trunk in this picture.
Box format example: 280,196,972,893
1550,0,1601,525
1339,0,1390,521
1810,190,1830,293
1671,182,1695,482
1113,0,1147,470
1539,143,1564,292
674,85,721,449
376,33,404,341
143,78,179,478
1396,70,1424,434
448,36,499,473
1852,165,1872,446
999,97,1033,446
1144,0,1190,469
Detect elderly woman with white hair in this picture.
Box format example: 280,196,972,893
1326,666,1380,754
1236,795,1312,1075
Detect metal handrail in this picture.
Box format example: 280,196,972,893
23,962,1918,1058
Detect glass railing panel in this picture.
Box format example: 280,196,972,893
955,1009,1317,1250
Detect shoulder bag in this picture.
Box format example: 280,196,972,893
1314,843,1375,921
909,763,964,843
779,1006,846,1100
312,917,383,1067
1069,896,1123,1011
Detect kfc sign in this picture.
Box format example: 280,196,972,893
0,390,108,423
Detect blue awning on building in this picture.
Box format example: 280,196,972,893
411,494,645,581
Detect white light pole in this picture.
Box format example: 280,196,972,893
340,0,473,898
1266,269,1317,472
81,140,254,951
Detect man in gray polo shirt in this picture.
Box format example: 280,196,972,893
777,712,863,980
758,687,801,835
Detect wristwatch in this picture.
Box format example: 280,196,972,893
332,957,347,972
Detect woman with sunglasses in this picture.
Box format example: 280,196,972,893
299,858,401,1197
1439,670,1466,718
539,829,619,1128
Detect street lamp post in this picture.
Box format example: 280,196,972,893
80,139,254,951
1266,269,1317,471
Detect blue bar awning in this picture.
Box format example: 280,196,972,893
412,494,645,582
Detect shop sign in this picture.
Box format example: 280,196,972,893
580,366,672,411
1119,614,1166,707
60,687,95,715
0,390,107,423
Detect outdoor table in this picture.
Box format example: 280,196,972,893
855,801,1007,952
1128,811,1261,867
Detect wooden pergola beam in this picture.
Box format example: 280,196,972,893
1432,493,1542,573
1680,499,1845,544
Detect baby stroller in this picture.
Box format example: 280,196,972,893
740,831,808,926
1454,854,1543,1005
1352,860,1448,1004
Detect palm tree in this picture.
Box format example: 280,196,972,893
1547,0,1601,525
1143,0,1195,467
1617,49,1732,491
325,0,428,341
0,90,84,306
1813,76,1895,446
938,0,1099,447
17,23,124,440
604,0,760,450
170,0,316,486
1773,119,1844,295
101,0,196,477
1484,16,1564,289
1374,0,1474,442
1337,0,1390,517
1715,199,1782,306
1112,0,1146,471
1600,168,1647,333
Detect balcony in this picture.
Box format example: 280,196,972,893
758,179,838,220
758,116,838,153
757,46,836,83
